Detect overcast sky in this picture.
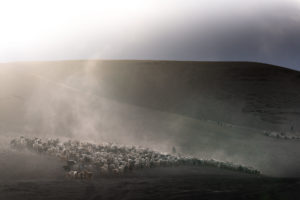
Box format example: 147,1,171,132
1,0,300,70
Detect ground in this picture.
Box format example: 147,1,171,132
0,167,299,200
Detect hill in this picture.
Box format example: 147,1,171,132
0,60,300,176
4,60,299,131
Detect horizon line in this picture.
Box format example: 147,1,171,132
0,58,299,72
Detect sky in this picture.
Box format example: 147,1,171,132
0,0,300,70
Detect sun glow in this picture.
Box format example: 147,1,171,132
0,0,164,61
0,0,299,63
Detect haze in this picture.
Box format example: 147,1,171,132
1,0,300,70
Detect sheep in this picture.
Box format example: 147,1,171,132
100,165,109,174
66,170,78,179
10,136,261,177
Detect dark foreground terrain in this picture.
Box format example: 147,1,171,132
0,167,299,200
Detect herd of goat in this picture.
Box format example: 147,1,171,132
10,136,260,179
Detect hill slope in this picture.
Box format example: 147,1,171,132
0,60,300,176
5,60,299,132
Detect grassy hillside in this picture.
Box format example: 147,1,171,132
5,60,299,132
1,60,300,176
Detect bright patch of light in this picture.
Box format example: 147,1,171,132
0,0,299,62
0,0,164,61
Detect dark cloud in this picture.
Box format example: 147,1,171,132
109,2,300,70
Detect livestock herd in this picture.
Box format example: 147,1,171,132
263,131,300,140
10,136,260,179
